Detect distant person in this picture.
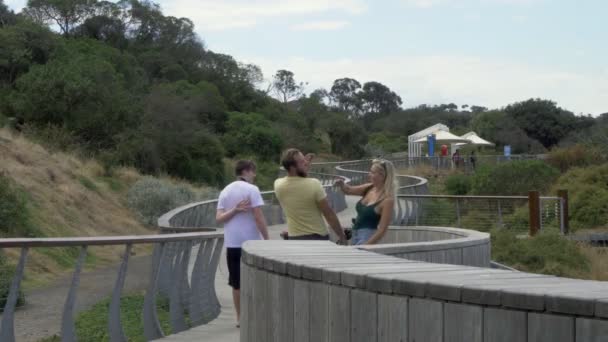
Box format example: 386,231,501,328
274,148,347,242
440,144,449,168
452,150,461,168
470,151,477,170
216,160,269,327
334,159,396,245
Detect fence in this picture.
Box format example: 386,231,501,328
0,232,223,342
393,193,567,235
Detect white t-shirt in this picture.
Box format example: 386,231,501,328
217,180,265,248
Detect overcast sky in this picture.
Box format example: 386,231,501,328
7,0,608,115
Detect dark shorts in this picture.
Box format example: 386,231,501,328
288,234,330,240
226,247,242,290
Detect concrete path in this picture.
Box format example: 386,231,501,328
159,196,359,342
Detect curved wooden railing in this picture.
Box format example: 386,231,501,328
241,235,608,342
0,232,224,342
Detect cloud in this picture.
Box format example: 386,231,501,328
290,20,350,31
244,54,607,115
402,0,543,8
401,0,448,8
161,0,366,31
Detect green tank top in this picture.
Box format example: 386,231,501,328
352,187,383,230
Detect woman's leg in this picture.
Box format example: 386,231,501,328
352,228,376,245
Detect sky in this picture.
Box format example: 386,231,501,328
6,0,608,115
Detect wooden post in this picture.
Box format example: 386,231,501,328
528,191,540,236
558,189,569,235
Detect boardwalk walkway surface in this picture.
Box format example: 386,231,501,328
158,196,359,342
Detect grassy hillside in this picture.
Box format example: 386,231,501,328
0,128,210,287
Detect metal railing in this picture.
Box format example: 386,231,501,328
391,194,566,234
0,232,223,342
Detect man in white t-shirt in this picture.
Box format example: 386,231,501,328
216,160,269,327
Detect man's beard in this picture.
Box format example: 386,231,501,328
296,169,307,177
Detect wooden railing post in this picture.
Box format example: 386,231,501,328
528,191,540,236
558,189,569,235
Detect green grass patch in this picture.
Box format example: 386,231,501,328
77,175,100,193
38,294,173,342
37,247,97,268
0,253,25,310
97,176,126,192
492,229,590,278
0,173,39,237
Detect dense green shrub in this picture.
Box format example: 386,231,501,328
127,177,196,225
222,112,283,161
553,164,608,230
10,40,140,150
419,198,458,226
460,210,499,232
367,132,407,154
471,160,559,195
568,186,608,230
492,230,590,277
444,174,472,195
546,144,606,172
0,254,25,310
0,173,37,237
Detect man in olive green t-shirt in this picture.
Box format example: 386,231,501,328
274,149,346,241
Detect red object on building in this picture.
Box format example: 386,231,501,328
440,145,448,156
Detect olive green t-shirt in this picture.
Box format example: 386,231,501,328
274,176,327,236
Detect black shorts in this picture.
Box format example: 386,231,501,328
226,247,242,290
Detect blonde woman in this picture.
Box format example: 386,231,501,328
334,159,396,245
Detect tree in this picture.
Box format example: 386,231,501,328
0,21,58,85
323,112,367,158
505,98,576,148
272,69,305,104
470,105,487,113
471,110,545,154
118,87,225,185
359,81,402,115
0,0,17,27
297,91,328,133
25,0,97,36
73,13,129,49
329,78,361,115
153,80,228,133
200,51,266,111
10,41,139,149
222,112,283,161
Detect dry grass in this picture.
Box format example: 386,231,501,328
0,128,200,286
578,244,608,281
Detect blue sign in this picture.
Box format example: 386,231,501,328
504,145,511,157
427,134,436,157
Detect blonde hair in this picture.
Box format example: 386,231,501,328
371,159,397,200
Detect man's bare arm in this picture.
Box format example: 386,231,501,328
318,198,346,241
252,207,269,240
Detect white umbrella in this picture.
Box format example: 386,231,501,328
455,132,494,146
413,130,472,144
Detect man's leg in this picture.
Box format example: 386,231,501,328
226,248,242,326
233,289,240,323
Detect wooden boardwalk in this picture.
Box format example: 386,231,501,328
158,196,359,342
